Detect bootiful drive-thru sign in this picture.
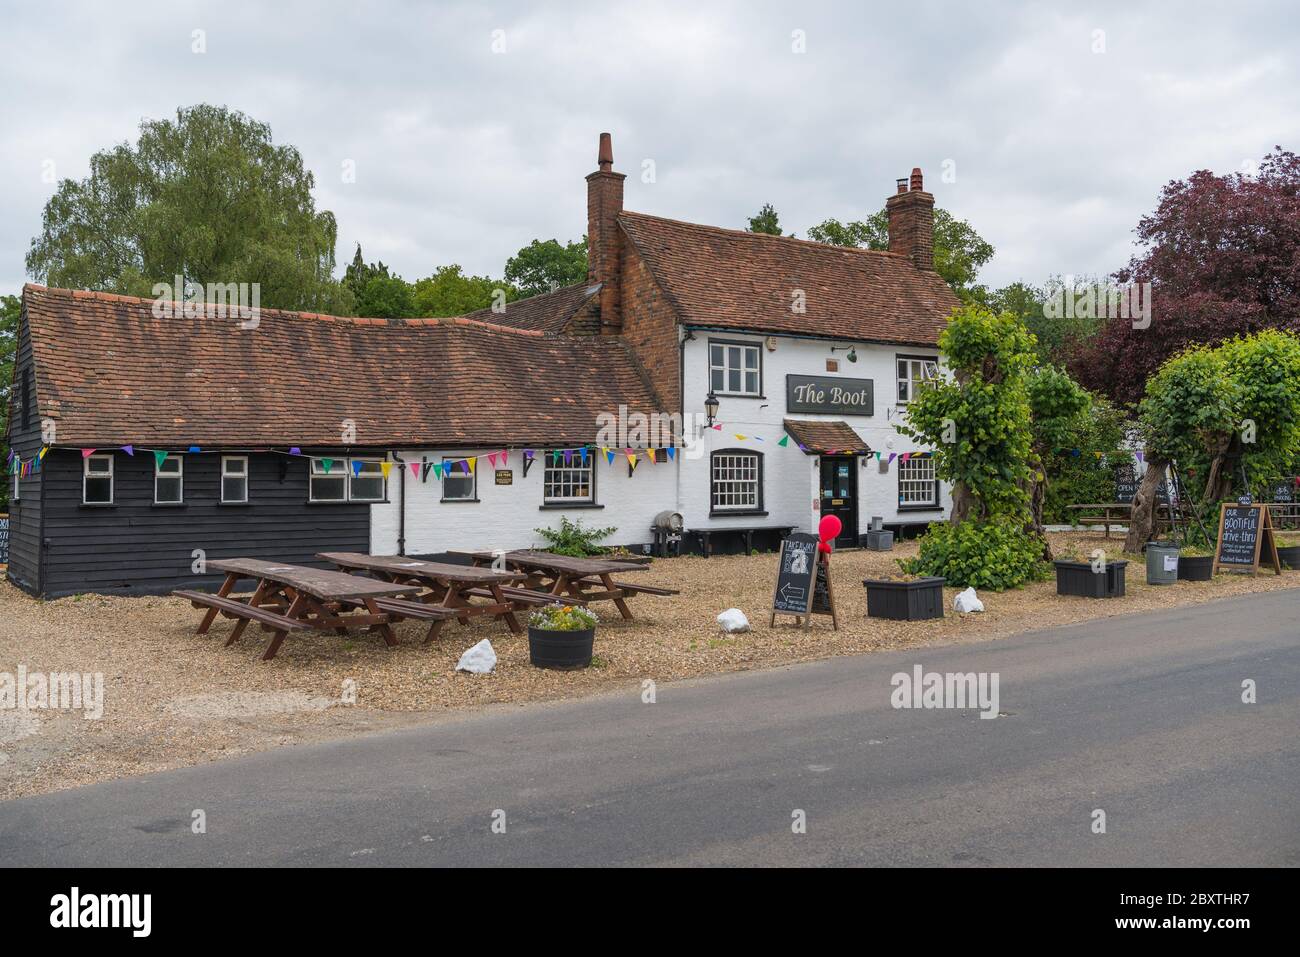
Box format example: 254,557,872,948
786,375,874,416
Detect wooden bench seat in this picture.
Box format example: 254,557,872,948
370,597,463,621
573,577,680,596
174,590,312,632
688,525,796,558
462,586,586,606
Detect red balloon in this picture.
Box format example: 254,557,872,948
818,514,842,546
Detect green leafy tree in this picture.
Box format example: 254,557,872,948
1041,396,1133,524
898,304,1047,589
356,275,415,319
807,208,994,304
342,245,392,306
1026,366,1092,548
1,293,21,511
26,104,352,313
1126,344,1238,550
411,265,515,318
504,238,588,297
746,203,785,236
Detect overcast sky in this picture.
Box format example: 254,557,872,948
1,0,1295,297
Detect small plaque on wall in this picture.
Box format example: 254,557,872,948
495,470,513,486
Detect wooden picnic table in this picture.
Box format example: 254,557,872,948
1066,502,1181,538
318,552,550,642
451,549,678,621
173,558,421,661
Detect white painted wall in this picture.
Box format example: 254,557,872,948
678,331,951,538
370,448,678,556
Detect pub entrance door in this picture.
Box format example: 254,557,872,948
818,456,858,548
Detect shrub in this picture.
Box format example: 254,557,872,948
533,516,618,557
900,517,1050,591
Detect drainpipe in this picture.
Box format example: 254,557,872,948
391,452,407,556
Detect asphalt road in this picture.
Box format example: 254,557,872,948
2,590,1298,867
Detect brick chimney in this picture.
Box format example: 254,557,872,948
586,132,626,333
885,167,935,272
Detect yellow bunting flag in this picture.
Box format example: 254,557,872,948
380,461,392,478
466,457,477,473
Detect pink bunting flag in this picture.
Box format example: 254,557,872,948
409,461,420,479
487,452,498,468
81,448,97,458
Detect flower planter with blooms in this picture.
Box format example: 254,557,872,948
527,604,599,670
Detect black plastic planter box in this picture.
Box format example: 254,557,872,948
528,626,595,670
1277,545,1300,570
1054,559,1128,598
1177,555,1214,581
863,577,945,621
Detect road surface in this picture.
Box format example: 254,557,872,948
2,590,1297,866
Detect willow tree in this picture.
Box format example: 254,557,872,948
26,104,350,314
899,305,1047,589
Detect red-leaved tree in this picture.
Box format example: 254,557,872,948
1070,147,1300,405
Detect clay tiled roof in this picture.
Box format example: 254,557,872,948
618,211,961,344
783,418,872,455
20,285,661,448
461,282,601,334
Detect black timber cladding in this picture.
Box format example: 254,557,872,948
28,449,370,599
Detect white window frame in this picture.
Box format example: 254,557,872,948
154,454,184,504
348,459,387,502
543,452,595,504
83,453,114,505
711,450,761,512
898,455,939,507
709,339,762,396
221,455,249,504
441,457,477,502
309,458,348,503
897,355,939,404
10,464,19,503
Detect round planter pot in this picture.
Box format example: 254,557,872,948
528,626,595,670
1277,545,1300,570
1177,555,1214,581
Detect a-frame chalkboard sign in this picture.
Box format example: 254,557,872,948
1212,502,1282,576
770,532,839,629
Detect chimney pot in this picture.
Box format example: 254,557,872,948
896,178,908,194
598,132,613,172
886,167,935,272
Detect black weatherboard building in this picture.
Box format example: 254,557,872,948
4,284,661,597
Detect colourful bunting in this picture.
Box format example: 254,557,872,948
188,446,201,453
380,461,392,479
351,459,363,477
778,435,790,447
409,461,420,479
604,447,615,465
153,450,168,468
666,447,675,460
466,457,476,474
81,448,96,458
289,447,302,456
321,458,333,473
433,462,444,480
121,445,134,456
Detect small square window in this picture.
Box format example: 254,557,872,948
222,456,249,503
349,460,386,502
709,340,762,396
155,455,183,504
83,454,114,504
442,458,476,501
309,458,347,502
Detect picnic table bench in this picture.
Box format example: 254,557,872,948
318,552,544,642
452,550,678,621
175,558,421,660
688,524,796,558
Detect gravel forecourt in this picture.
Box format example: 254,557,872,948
2,530,1297,800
